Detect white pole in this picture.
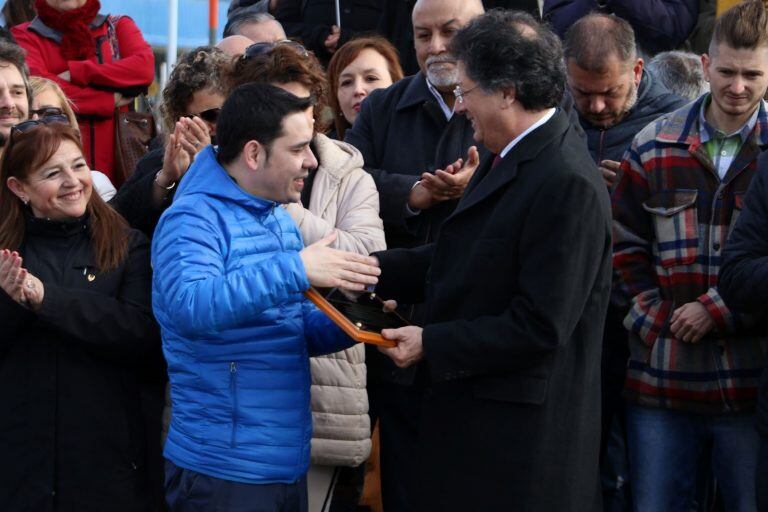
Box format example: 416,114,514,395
167,0,179,81
335,0,341,30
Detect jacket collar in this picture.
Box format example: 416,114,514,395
28,13,109,43
655,94,768,149
395,72,435,112
450,109,570,219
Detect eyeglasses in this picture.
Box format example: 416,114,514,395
188,107,221,124
453,84,479,105
244,40,309,60
30,107,65,119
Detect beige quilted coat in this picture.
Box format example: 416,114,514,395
285,133,385,466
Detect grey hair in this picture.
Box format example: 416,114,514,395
647,51,709,101
223,11,277,37
564,13,637,72
449,9,565,110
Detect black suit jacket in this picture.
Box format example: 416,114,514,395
375,110,612,511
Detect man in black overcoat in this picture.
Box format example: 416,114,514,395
373,10,612,511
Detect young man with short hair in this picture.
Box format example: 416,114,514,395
613,1,768,509
152,83,380,512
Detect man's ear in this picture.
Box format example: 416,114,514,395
500,85,516,109
243,140,263,171
633,58,644,86
701,53,711,83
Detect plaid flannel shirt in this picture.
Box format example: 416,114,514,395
613,94,768,413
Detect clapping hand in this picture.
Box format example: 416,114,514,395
0,249,44,310
409,146,480,210
300,231,381,291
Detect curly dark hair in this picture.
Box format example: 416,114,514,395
160,46,232,133
225,43,330,133
449,9,565,111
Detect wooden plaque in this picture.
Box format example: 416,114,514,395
304,288,409,348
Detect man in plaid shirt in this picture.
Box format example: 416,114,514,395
613,1,768,510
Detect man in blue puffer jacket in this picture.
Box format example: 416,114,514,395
151,83,381,512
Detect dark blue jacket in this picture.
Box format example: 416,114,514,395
580,70,688,165
543,0,699,55
720,152,768,436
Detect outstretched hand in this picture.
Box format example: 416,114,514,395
300,231,381,291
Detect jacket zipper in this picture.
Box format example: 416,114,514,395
597,129,606,164
229,361,238,448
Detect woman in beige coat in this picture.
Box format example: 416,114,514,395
226,41,386,511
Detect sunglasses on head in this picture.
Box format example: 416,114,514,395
9,116,71,146
187,107,221,124
244,40,309,60
30,107,65,119
13,116,70,134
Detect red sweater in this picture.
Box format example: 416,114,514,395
13,15,154,181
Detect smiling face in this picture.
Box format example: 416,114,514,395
250,109,317,204
703,42,768,129
186,88,226,136
453,62,507,153
337,48,394,124
0,62,28,143
8,138,92,221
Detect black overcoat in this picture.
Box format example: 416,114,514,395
0,216,163,512
375,110,612,511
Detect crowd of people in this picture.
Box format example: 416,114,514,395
0,0,767,511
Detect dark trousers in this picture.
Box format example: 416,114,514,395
164,459,308,512
759,436,768,512
367,380,423,512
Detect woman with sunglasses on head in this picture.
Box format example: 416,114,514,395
327,36,404,140
110,46,229,238
29,76,117,201
226,40,385,511
0,120,161,510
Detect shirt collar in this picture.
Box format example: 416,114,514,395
426,78,454,121
499,108,557,159
699,94,763,144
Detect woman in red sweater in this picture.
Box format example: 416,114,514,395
12,0,154,182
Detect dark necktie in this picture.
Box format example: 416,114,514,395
491,154,503,169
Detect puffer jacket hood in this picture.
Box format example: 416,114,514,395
174,145,276,213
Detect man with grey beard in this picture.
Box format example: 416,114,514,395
343,0,483,509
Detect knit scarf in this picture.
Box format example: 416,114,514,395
34,0,102,61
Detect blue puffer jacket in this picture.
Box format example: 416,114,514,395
152,146,352,484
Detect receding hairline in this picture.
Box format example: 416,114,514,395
412,0,484,25
564,13,637,72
